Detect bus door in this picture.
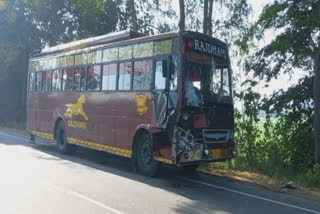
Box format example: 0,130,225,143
153,59,170,129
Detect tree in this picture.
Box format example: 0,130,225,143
178,0,185,31
125,0,138,31
0,0,41,122
23,0,77,45
203,0,213,35
248,0,320,163
183,0,251,41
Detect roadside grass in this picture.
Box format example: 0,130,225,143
199,161,320,202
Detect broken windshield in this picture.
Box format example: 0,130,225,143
184,54,232,107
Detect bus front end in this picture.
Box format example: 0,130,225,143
174,32,234,165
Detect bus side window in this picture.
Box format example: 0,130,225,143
63,68,73,91
118,62,131,90
73,67,86,91
87,65,101,91
42,71,52,91
29,72,36,91
102,63,117,90
154,60,166,90
36,72,42,91
52,70,62,91
133,60,152,90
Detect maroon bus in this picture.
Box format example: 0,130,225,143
27,30,235,176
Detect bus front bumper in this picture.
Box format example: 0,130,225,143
176,146,235,165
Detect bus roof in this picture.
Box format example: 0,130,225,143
41,30,145,56
33,30,228,60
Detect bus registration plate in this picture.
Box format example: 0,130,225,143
212,149,222,159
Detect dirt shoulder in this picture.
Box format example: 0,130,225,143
199,167,320,203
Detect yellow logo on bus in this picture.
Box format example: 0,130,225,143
134,94,148,116
65,95,88,120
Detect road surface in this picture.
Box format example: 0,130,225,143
0,129,319,214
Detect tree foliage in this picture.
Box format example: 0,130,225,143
246,0,320,163
249,0,319,79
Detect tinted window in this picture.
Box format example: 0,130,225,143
102,63,117,90
102,48,118,62
29,72,36,91
73,67,86,91
63,68,73,91
87,65,101,91
52,70,62,91
88,50,102,64
154,40,172,56
134,42,153,58
36,72,42,91
155,61,166,90
118,62,132,90
119,46,132,60
133,60,152,90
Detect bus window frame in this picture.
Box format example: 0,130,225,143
132,59,153,91
35,71,42,92
62,66,74,92
118,60,133,91
28,38,175,94
102,62,118,92
28,72,36,92
73,66,87,91
86,63,103,91
152,56,170,92
52,69,63,92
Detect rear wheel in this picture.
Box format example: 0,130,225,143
136,133,159,177
56,122,76,155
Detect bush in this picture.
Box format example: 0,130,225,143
232,79,315,185
298,164,320,187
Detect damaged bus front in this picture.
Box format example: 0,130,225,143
172,33,235,166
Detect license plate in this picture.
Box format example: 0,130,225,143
212,149,222,159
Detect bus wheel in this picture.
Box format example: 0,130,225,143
136,133,159,177
56,122,76,155
182,164,199,174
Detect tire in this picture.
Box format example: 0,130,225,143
56,121,76,155
136,133,159,177
182,164,199,174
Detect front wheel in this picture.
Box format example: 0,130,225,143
136,133,159,177
56,122,76,155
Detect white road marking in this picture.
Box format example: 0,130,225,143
67,190,125,214
1,131,319,214
180,177,320,214
52,185,124,214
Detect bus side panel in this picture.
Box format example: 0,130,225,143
26,93,36,132
27,90,173,162
114,92,154,150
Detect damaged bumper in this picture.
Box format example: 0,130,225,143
177,145,234,164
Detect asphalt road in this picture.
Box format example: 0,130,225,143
0,130,319,214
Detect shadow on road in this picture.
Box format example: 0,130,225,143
1,131,318,214
0,131,240,214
